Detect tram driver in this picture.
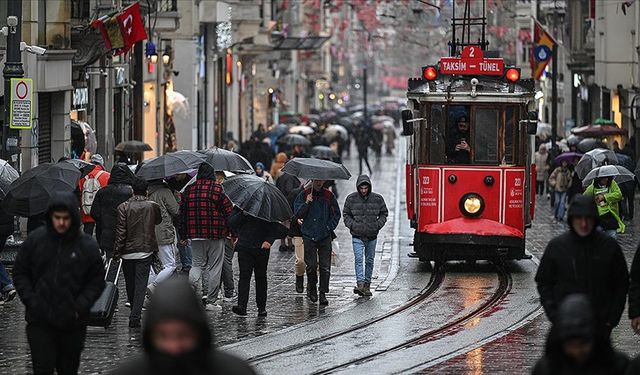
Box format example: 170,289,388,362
446,115,471,164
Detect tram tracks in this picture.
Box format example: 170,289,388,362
312,265,512,374
248,265,446,363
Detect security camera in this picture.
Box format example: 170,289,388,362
470,78,479,86
20,42,46,55
6,16,17,27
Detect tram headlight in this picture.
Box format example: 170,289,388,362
460,193,484,218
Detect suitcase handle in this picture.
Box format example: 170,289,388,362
105,258,123,283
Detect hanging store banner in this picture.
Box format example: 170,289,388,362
532,19,556,80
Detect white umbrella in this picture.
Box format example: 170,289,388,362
575,148,619,179
582,165,635,187
324,124,348,141
289,125,315,135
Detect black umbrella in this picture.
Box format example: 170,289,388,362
136,151,206,180
311,145,338,160
281,157,351,180
0,159,19,200
577,138,607,153
2,163,82,216
199,147,254,173
115,140,153,153
278,134,311,146
60,158,96,177
222,174,293,223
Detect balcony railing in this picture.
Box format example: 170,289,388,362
157,0,178,12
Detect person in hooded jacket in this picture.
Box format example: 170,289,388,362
112,279,257,375
13,192,105,375
227,208,287,316
535,194,629,336
343,175,388,297
532,294,629,375
91,163,134,259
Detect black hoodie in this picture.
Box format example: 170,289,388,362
535,194,629,329
532,294,628,375
342,175,389,240
113,279,257,375
13,192,105,329
197,161,217,181
90,164,134,256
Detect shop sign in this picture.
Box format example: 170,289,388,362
73,87,88,110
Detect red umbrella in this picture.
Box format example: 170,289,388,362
571,125,627,138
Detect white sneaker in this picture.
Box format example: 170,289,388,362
125,302,131,308
223,292,238,302
205,302,222,311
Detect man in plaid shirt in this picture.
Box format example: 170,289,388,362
179,161,233,310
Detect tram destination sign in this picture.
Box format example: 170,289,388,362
439,45,504,76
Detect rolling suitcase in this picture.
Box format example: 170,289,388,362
88,258,122,327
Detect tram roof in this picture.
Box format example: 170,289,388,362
406,75,535,103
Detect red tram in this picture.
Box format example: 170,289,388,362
402,44,538,264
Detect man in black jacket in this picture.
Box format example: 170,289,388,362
227,208,287,317
13,192,105,375
535,194,628,336
343,175,388,297
113,279,257,375
627,238,640,335
91,164,134,259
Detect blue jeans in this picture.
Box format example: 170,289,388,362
554,191,567,220
353,238,377,284
0,262,12,291
178,239,192,269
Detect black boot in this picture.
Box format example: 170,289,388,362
296,276,304,293
232,305,247,316
319,292,328,306
308,286,318,302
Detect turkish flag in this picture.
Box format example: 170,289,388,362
115,2,147,55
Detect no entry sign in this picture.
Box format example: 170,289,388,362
10,78,33,129
439,46,505,76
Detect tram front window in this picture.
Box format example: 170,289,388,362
446,115,471,164
474,108,499,164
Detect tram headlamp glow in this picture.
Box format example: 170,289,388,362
460,193,484,217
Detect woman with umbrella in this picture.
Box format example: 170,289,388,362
223,175,290,317
584,174,625,238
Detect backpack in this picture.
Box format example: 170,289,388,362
82,170,106,215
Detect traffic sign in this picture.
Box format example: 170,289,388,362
439,45,505,76
9,78,32,129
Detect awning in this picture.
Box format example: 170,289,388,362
273,36,329,50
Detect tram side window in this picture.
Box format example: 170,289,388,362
504,106,516,164
474,108,499,164
429,105,446,164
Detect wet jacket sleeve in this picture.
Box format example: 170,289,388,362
607,242,629,326
294,190,309,218
90,191,103,221
163,189,180,218
604,180,623,204
226,209,243,235
376,196,389,231
114,204,127,257
583,184,595,197
153,203,162,225
328,194,341,231
535,242,559,322
179,195,187,239
629,245,640,319
74,242,105,316
548,169,558,188
12,236,36,309
342,196,355,230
